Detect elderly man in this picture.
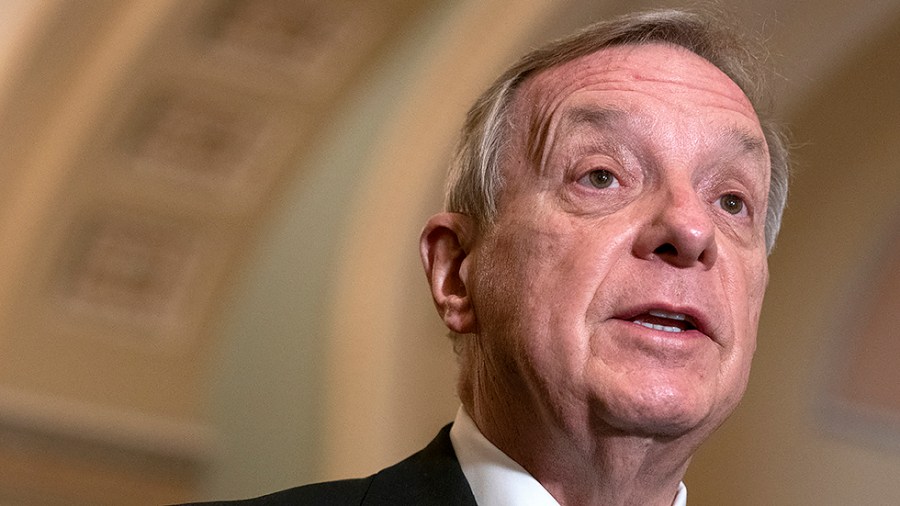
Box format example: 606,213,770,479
197,7,788,506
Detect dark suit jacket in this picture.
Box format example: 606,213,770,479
193,424,477,505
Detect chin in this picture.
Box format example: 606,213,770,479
598,385,719,439
628,410,710,439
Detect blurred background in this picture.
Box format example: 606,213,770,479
1,0,899,504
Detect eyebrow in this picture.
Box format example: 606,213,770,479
720,127,769,162
529,106,627,167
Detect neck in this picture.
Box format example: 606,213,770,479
463,373,696,506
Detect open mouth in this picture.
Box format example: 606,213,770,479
630,309,698,333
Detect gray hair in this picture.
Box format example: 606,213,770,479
445,8,790,253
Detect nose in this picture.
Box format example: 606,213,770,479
632,186,718,269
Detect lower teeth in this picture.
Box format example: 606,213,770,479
634,320,683,333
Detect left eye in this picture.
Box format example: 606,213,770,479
579,169,620,189
719,193,745,215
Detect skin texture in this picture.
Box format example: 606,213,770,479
421,43,771,506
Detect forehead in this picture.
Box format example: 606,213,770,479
509,42,760,141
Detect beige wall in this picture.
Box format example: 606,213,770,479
209,2,900,504
205,0,564,497
0,1,437,503
686,14,900,505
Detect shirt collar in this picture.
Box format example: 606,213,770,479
449,406,687,506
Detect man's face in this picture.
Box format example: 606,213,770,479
466,43,770,439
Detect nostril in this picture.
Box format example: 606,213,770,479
654,243,677,257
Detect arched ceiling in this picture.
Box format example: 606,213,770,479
0,0,433,503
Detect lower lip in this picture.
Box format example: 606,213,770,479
614,318,709,342
601,320,714,365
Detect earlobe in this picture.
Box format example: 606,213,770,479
419,213,478,334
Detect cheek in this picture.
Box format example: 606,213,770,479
718,252,768,387
719,247,768,323
471,218,599,359
741,257,769,338
471,222,559,337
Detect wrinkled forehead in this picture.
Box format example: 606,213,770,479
505,42,761,161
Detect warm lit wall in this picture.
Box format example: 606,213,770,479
685,13,900,505
0,1,430,503
204,0,565,498
207,2,900,505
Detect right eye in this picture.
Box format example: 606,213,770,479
718,193,746,216
579,169,620,189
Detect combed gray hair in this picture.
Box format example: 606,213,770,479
445,7,790,253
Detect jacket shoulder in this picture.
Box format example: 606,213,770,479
183,477,373,505
181,424,474,506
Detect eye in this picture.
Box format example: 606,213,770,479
579,169,620,189
719,193,745,215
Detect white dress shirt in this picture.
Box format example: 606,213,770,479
449,407,687,506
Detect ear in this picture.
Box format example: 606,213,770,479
419,213,478,334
